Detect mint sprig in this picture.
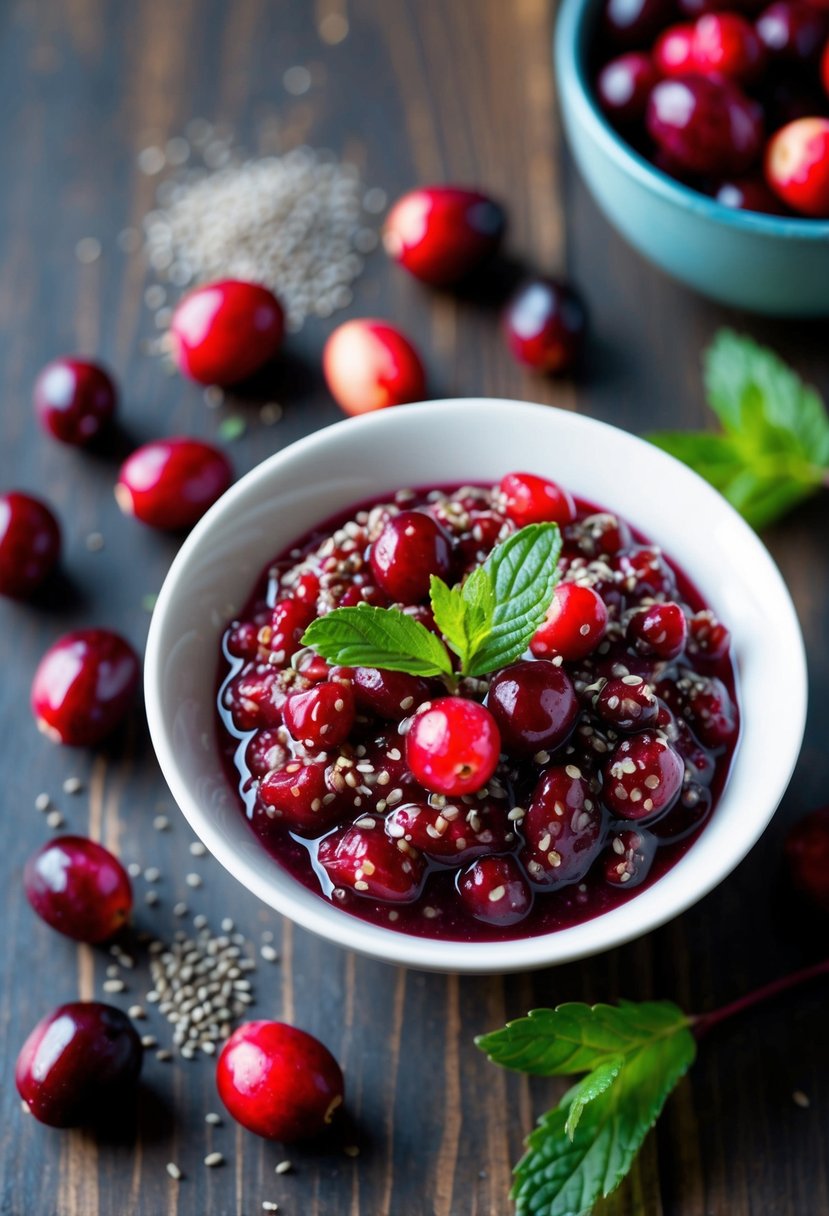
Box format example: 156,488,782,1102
301,522,562,684
648,330,829,530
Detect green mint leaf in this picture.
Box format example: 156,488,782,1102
429,569,495,670
647,431,745,492
460,565,496,649
301,604,453,678
563,1055,624,1141
465,523,561,678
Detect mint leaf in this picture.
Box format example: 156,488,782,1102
301,604,453,678
563,1055,623,1141
430,568,495,670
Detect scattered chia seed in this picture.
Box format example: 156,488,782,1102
793,1090,811,1108
155,1049,172,1062
275,1160,292,1175
263,1203,280,1213
144,867,161,883
153,814,170,831
165,1162,183,1181
205,1112,222,1126
128,1005,146,1020
189,841,207,857
145,890,159,906
103,979,126,994
173,902,189,917
34,793,51,813
127,862,142,878
204,1152,224,1168
185,872,202,888
46,810,64,830
62,777,83,795
141,1035,157,1048
75,237,102,264
260,945,279,963
85,531,105,552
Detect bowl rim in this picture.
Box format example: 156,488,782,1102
555,0,829,241
144,398,808,974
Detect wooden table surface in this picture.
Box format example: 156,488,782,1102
2,1,828,1213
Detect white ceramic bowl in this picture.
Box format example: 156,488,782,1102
145,399,807,974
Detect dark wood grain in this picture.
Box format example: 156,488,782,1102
1,0,828,1213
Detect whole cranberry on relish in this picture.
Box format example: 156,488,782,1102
217,476,738,943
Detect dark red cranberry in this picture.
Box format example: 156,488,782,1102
323,319,426,416
626,601,687,659
115,437,232,531
654,23,696,75
683,675,739,747
338,583,390,609
530,583,608,661
678,0,765,14
668,713,717,785
170,279,284,385
225,667,293,731
317,825,425,902
685,609,731,661
502,279,587,374
16,1002,142,1127
457,855,532,925
522,765,604,886
603,829,657,888
226,620,261,660
0,491,61,598
217,1021,344,1141
344,667,435,721
283,681,356,750
603,732,684,819
612,545,676,599
756,1,828,62
293,649,331,684
383,186,506,285
646,75,764,176
649,781,712,840
597,53,661,125
406,696,501,795
603,0,673,47
269,598,314,662
31,629,140,747
595,675,659,731
24,836,132,943
349,734,414,809
785,807,829,912
258,761,341,835
386,799,511,864
691,12,766,81
369,511,453,603
571,512,633,558
293,569,321,606
823,36,829,96
33,358,117,446
244,729,289,779
714,174,787,213
498,471,576,527
487,660,579,756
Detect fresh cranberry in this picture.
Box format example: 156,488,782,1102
603,0,673,47
284,682,356,750
31,629,140,746
317,824,425,901
785,807,829,912
323,319,426,416
714,175,787,213
269,598,314,662
383,186,506,285
682,675,739,747
595,675,659,731
597,53,661,125
654,24,696,75
530,583,608,661
647,75,764,176
406,697,501,795
342,734,414,810
765,117,829,216
487,660,579,756
344,667,435,721
0,491,61,598
627,600,687,659
115,437,232,530
603,732,684,819
458,855,532,925
226,620,261,659
16,1002,142,1127
170,279,284,385
244,730,289,779
522,765,604,886
369,511,453,603
502,279,587,374
685,609,731,660
691,12,766,81
498,471,577,527
571,512,633,557
612,545,676,599
603,829,657,888
33,358,117,446
667,713,717,785
217,1021,344,1141
386,799,511,864
756,1,828,61
258,761,342,835
225,667,292,731
24,836,132,943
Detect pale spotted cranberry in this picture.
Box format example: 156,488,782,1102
458,856,532,925
595,675,658,732
521,765,604,886
487,660,579,756
612,546,676,600
683,675,739,748
369,511,454,602
785,807,829,912
626,601,687,659
269,598,315,662
115,437,232,531
498,472,576,527
323,319,426,416
765,117,829,217
603,829,657,888
385,799,511,864
383,186,506,285
685,610,731,661
406,697,501,796
33,358,117,446
31,630,140,747
244,730,289,779
0,492,61,598
170,279,284,386
317,825,425,902
530,583,608,661
568,512,632,558
602,732,684,819
283,682,356,750
258,761,342,835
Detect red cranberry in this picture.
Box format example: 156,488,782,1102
646,75,764,176
691,12,766,81
383,186,506,285
24,836,132,943
667,713,717,785
0,491,61,598
530,583,608,661
603,0,673,47
258,761,342,835
217,1021,344,1141
226,620,261,659
31,629,140,747
244,729,289,779
597,53,661,125
283,681,356,750
269,598,314,662
626,601,687,659
715,174,787,213
225,667,293,731
571,512,633,557
785,807,829,912
603,829,657,888
522,765,604,886
683,675,739,747
369,511,453,603
685,609,731,661
678,0,765,13
498,471,577,527
823,37,829,95
116,437,232,531
406,696,501,795
33,358,117,446
317,824,425,901
347,733,414,809
487,660,579,756
16,1002,142,1127
344,666,435,721
654,24,696,75
595,674,659,731
756,1,828,61
502,279,587,374
603,732,684,819
458,855,532,925
170,279,284,386
323,319,426,416
612,545,676,600
386,799,511,864
765,117,829,216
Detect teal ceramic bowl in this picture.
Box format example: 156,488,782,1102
555,0,829,316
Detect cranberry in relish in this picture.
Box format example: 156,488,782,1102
217,479,739,942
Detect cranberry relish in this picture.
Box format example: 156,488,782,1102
217,476,739,942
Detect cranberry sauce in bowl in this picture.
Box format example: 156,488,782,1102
216,473,739,943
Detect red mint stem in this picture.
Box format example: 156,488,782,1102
692,957,829,1039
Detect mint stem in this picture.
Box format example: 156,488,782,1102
692,957,829,1039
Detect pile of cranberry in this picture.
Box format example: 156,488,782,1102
219,471,741,940
596,0,829,217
